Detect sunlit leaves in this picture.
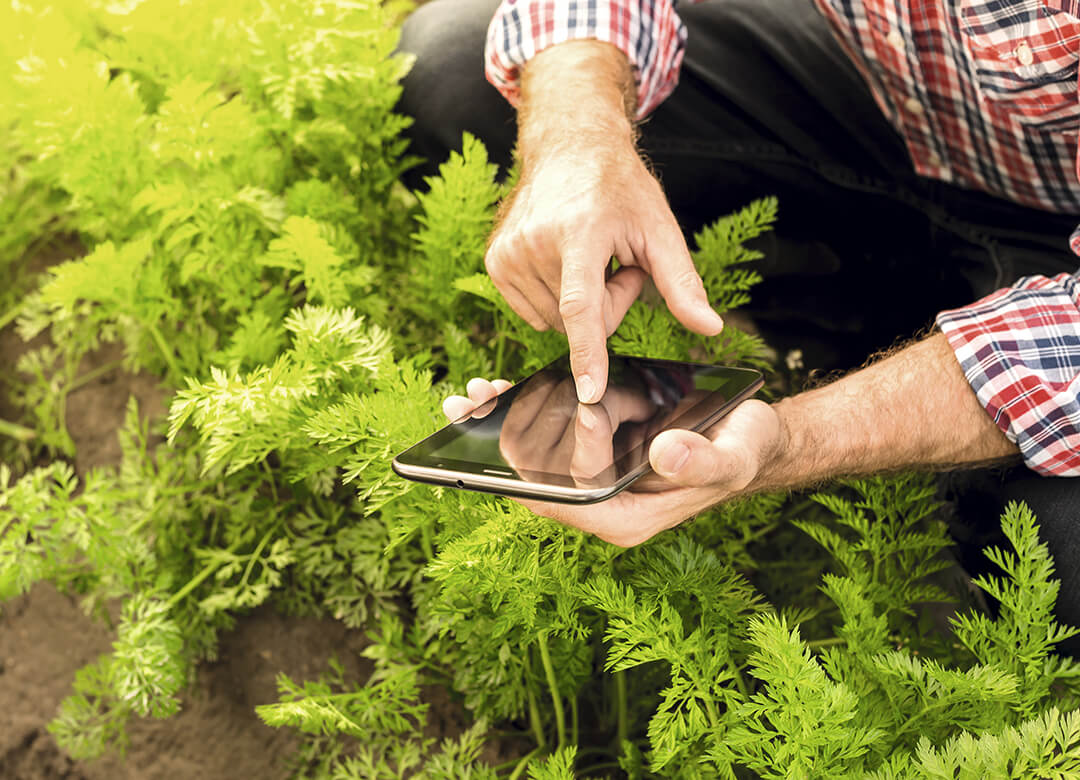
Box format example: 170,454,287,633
411,133,501,317
256,660,426,739
259,216,377,307
167,305,392,474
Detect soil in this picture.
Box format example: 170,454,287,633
0,587,370,780
0,247,492,779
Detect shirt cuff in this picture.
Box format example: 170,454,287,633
936,272,1080,476
484,0,687,120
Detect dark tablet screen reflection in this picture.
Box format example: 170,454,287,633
424,355,743,489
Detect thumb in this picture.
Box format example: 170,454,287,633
649,429,749,489
648,400,778,490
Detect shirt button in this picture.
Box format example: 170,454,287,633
1016,41,1034,66
886,29,905,51
904,96,924,115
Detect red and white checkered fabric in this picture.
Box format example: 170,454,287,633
938,273,1080,475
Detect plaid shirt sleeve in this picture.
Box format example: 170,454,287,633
936,272,1080,476
484,0,691,119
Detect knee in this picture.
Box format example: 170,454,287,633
397,0,515,183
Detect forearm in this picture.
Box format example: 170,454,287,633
518,40,637,166
751,332,1019,493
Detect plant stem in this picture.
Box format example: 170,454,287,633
0,418,36,442
570,692,579,748
164,560,221,611
61,360,124,396
536,631,567,749
507,746,545,780
615,669,628,748
897,700,950,737
704,697,721,731
420,523,434,560
239,524,278,590
0,302,25,332
164,539,243,611
579,763,622,775
806,636,847,649
492,757,522,773
728,657,749,698
744,521,780,545
125,512,155,538
147,322,183,380
261,459,279,505
48,358,128,452
527,680,547,749
573,747,613,762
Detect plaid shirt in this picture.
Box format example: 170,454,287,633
485,0,1080,475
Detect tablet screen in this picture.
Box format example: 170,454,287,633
397,355,762,490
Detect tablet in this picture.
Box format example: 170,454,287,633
392,354,763,504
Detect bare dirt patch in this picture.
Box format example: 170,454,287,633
0,584,370,780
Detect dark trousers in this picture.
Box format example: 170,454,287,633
396,0,1080,646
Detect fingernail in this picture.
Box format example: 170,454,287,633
657,444,690,475
578,404,599,430
577,374,597,404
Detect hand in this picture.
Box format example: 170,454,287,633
485,41,724,404
444,378,784,547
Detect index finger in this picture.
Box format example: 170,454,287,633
559,242,610,404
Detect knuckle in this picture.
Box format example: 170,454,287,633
485,245,510,279
511,227,537,257
673,267,705,294
486,264,508,290
558,290,593,322
568,341,597,372
517,219,554,254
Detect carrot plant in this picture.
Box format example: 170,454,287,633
3,0,1080,777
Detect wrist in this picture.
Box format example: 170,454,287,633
518,40,637,165
744,397,803,495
